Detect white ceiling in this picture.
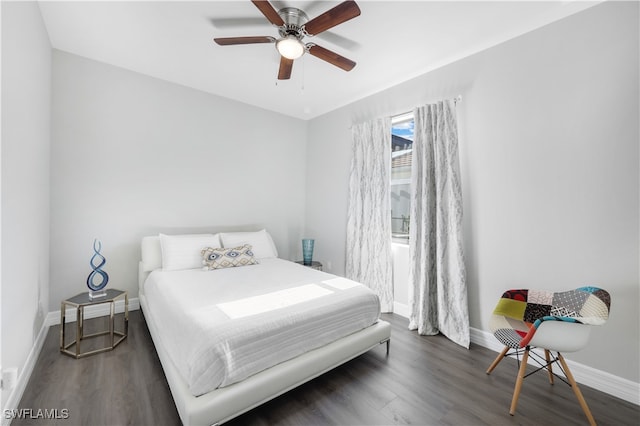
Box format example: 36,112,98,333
38,0,600,120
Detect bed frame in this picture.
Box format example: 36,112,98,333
139,236,391,426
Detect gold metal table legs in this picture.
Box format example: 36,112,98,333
60,291,128,359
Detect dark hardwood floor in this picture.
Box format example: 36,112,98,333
14,310,639,425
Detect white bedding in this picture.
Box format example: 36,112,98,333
143,258,381,396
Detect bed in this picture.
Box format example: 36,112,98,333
138,230,391,425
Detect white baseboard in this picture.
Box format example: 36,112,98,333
2,298,140,426
392,301,410,318
395,307,639,406
2,318,49,426
45,297,140,326
470,326,640,405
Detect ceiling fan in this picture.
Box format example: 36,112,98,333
213,0,361,80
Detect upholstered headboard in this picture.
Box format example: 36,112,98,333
138,229,279,295
141,236,163,271
138,236,162,293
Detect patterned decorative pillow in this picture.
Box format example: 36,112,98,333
201,244,259,270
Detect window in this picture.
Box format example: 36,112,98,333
391,113,414,240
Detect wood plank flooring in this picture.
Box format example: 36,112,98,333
14,310,639,425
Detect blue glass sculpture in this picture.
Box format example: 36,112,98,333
87,239,109,299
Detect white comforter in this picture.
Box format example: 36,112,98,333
142,258,381,396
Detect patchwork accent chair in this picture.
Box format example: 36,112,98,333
486,287,610,426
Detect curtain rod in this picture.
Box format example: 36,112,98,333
352,95,463,129
391,95,463,121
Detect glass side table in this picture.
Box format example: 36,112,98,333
60,289,128,359
295,260,323,271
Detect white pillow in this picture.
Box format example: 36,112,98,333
219,229,278,259
160,233,221,271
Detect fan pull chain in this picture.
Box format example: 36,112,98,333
301,55,305,94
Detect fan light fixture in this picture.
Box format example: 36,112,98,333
276,35,305,59
213,1,361,80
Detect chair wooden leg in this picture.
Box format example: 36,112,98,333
544,349,554,385
486,346,510,374
509,347,529,415
557,353,597,426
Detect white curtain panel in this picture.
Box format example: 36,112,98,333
408,99,470,348
346,118,394,312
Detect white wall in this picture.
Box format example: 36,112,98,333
1,1,51,409
306,1,639,382
49,51,308,312
391,243,410,317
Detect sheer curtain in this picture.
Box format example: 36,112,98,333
346,118,393,312
408,99,470,348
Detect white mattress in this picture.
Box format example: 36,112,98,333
143,258,381,396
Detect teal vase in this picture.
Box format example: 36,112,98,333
302,239,315,265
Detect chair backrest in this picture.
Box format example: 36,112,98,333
490,287,610,349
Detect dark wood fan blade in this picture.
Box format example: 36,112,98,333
251,0,285,26
307,44,356,71
214,36,275,45
304,0,361,36
278,57,293,80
